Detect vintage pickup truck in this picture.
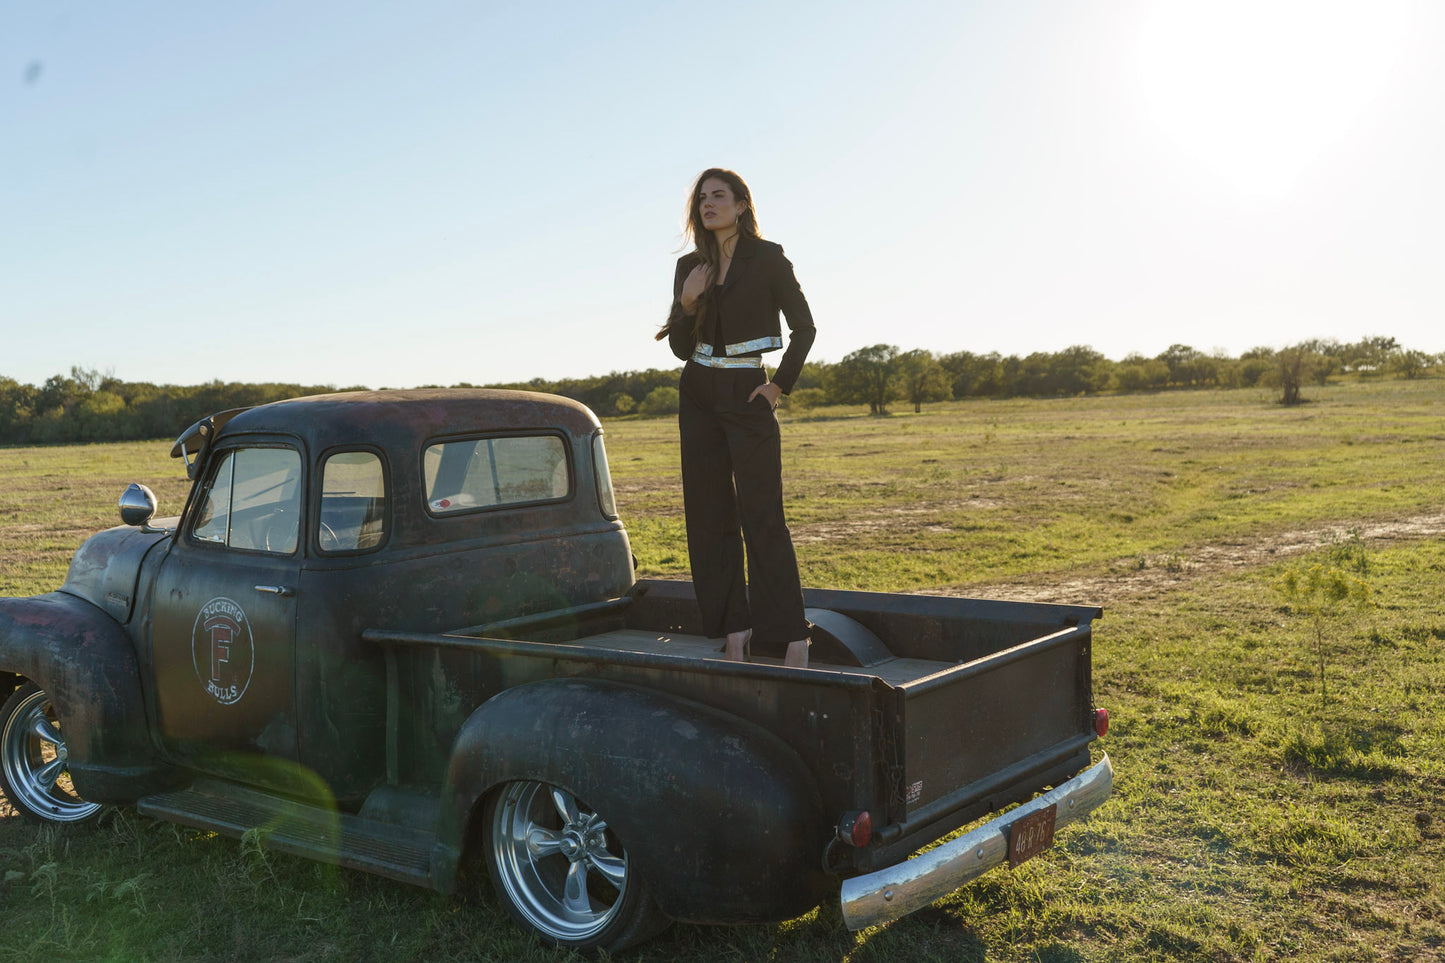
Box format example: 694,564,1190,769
0,389,1112,952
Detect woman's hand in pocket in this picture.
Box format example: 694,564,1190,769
748,381,782,410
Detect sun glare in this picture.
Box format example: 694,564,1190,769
1131,1,1417,197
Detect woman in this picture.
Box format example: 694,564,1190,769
655,168,815,667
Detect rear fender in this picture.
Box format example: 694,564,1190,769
434,678,829,924
0,592,176,802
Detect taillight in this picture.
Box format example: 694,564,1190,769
837,810,872,847
1093,707,1110,738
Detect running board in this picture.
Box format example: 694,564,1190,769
138,780,437,889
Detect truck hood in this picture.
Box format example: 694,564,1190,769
59,520,177,623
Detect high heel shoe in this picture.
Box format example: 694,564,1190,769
784,638,810,669
723,628,752,662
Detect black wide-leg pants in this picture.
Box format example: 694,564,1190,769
678,362,809,648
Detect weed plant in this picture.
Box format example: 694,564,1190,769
1276,531,1374,709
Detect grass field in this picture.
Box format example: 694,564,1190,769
1,378,1442,961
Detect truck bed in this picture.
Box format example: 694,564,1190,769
559,627,955,686
365,578,1102,873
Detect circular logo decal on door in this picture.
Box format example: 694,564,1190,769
192,597,255,706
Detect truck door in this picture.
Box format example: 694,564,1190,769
150,442,305,789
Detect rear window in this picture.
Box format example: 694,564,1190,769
423,434,570,515
319,450,387,552
592,432,617,519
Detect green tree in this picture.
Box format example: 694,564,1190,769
894,350,952,413
1233,346,1276,388
0,377,37,441
831,344,900,415
1111,353,1170,392
1156,344,1217,388
1269,344,1313,406
73,390,127,439
938,350,1004,398
1341,335,1399,374
1308,353,1340,386
1297,338,1345,378
1048,345,1111,395
789,360,832,393
1390,349,1432,380
787,387,829,411
1012,352,1053,396
637,386,679,417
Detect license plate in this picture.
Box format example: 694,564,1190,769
1008,803,1058,868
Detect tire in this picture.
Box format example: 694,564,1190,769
0,682,102,824
484,780,669,953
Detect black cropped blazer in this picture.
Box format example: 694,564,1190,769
666,235,817,394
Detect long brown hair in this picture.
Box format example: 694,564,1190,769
655,168,762,342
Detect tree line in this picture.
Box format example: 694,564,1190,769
1,336,1438,445
495,335,1439,417
808,335,1440,415
0,371,362,446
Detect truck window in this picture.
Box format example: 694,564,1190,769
319,451,387,552
422,435,569,515
592,432,617,519
191,447,302,554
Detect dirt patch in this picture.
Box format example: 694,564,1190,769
958,513,1445,606
793,506,942,544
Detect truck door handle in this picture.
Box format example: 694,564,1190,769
254,584,294,597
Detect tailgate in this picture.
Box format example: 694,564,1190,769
893,622,1095,833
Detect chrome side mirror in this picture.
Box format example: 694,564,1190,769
119,483,161,531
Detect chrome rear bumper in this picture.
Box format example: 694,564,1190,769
840,754,1114,930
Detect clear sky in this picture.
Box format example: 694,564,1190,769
5,1,1441,390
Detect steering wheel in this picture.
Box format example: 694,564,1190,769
261,508,297,554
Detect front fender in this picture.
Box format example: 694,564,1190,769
435,678,829,924
0,592,176,802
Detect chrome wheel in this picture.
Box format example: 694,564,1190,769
0,683,102,823
488,780,632,944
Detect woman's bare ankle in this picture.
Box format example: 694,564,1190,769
784,639,810,668
724,629,751,661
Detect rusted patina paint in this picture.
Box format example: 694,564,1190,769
0,593,178,802
434,678,829,922
60,524,171,623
